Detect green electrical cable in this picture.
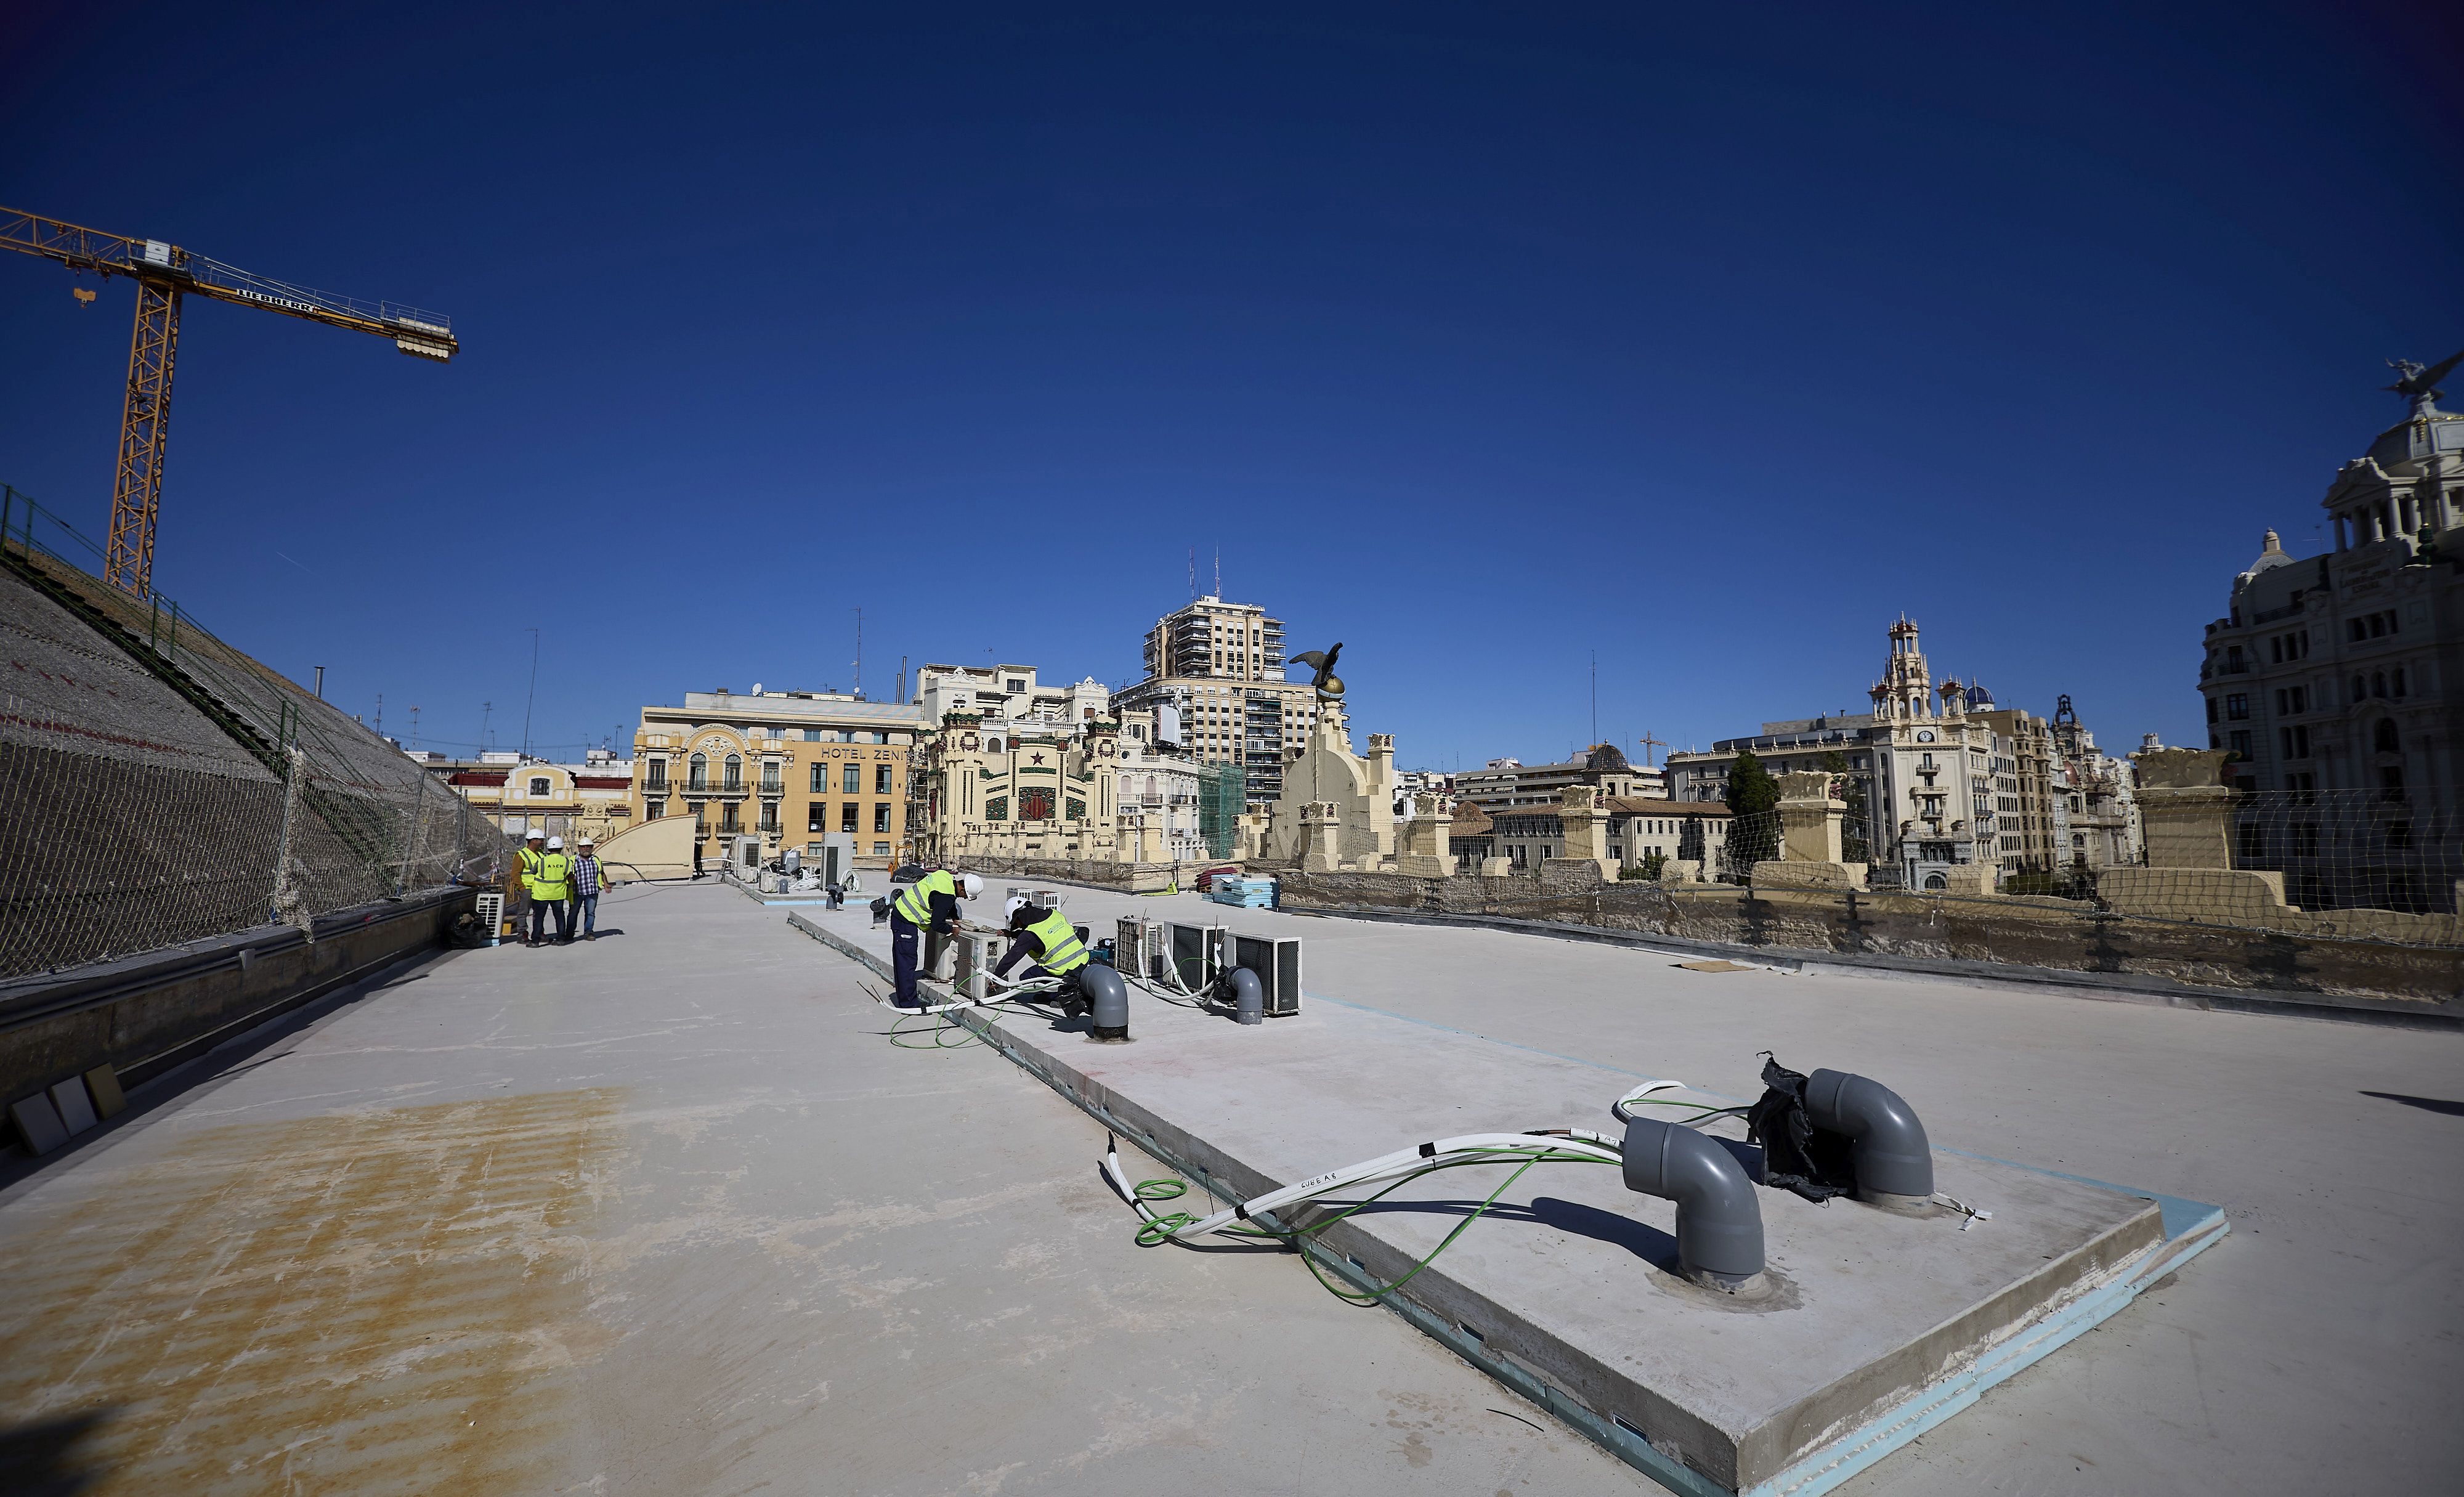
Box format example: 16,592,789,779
1132,1146,1621,1306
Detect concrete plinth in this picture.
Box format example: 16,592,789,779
794,912,2223,1496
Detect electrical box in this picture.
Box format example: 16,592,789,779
1228,933,1303,1016
1164,921,1223,994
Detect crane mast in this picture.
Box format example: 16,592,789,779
1,207,457,598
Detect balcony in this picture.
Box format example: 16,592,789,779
687,781,750,800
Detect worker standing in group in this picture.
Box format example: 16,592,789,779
889,867,979,1010
516,829,547,939
529,835,575,946
569,835,612,941
992,902,1094,1017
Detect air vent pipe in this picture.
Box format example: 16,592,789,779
1620,1116,1764,1290
1222,966,1264,1025
1084,965,1130,1042
1803,1069,1932,1207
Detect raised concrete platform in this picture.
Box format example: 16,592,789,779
786,907,2226,1496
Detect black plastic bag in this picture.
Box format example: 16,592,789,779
1745,1052,1857,1203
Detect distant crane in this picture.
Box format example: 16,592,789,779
1,206,458,599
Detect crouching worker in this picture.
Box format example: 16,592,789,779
890,868,979,1010
992,903,1093,1015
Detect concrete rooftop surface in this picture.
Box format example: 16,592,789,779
2,880,2459,1495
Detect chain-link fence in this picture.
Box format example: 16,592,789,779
1700,787,2459,941
0,485,514,978
2228,787,2461,916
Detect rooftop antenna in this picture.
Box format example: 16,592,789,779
853,607,862,699
373,692,383,738
480,701,493,750
1188,548,1197,602
1590,649,1598,748
520,627,540,760
409,705,420,750
1214,546,1221,599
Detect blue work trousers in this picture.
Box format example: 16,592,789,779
891,913,923,1008
577,893,598,936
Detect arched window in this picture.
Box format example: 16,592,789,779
2372,671,2386,699
2353,675,2367,704
687,752,708,790
723,753,742,790
2374,718,2399,753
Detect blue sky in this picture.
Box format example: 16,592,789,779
4,4,2457,768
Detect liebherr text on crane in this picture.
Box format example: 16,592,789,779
2,206,458,599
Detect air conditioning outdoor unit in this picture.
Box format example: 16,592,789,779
1164,921,1224,994
952,930,1001,1002
474,891,505,945
1116,917,1162,982
1228,933,1303,1016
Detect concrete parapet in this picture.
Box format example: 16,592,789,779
2101,867,2292,923
1299,801,1343,874
1776,770,1848,866
2132,748,2235,869
1478,856,1514,877
1935,862,1998,897
1270,866,2463,1006
1751,860,1868,891
1556,784,1615,878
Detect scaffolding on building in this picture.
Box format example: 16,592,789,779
1198,760,1245,859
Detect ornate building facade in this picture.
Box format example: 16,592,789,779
910,712,1125,865
2197,357,2464,911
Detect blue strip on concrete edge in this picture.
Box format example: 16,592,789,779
793,915,2230,1497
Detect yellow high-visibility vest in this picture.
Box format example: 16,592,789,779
1023,908,1088,975
532,853,573,901
893,869,956,927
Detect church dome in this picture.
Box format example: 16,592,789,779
2247,529,2293,575
1584,742,1632,774
2364,407,2464,469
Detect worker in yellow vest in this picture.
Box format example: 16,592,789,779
889,867,981,1008
992,903,1094,1016
515,829,546,936
528,835,576,946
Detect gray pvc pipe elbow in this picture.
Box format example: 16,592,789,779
1621,1116,1765,1287
1803,1069,1933,1203
1082,965,1129,1041
1222,966,1264,1024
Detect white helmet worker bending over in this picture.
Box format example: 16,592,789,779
887,867,980,1010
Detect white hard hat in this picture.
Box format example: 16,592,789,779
959,872,984,899
579,836,594,846
526,828,545,839
547,835,564,850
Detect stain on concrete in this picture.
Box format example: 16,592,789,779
0,1089,622,1495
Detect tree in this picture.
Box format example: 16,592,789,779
1822,750,1871,863
1725,749,1780,870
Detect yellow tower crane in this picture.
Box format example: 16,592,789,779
1,206,458,599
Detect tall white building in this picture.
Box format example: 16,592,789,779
1115,594,1323,808
1665,619,2000,889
